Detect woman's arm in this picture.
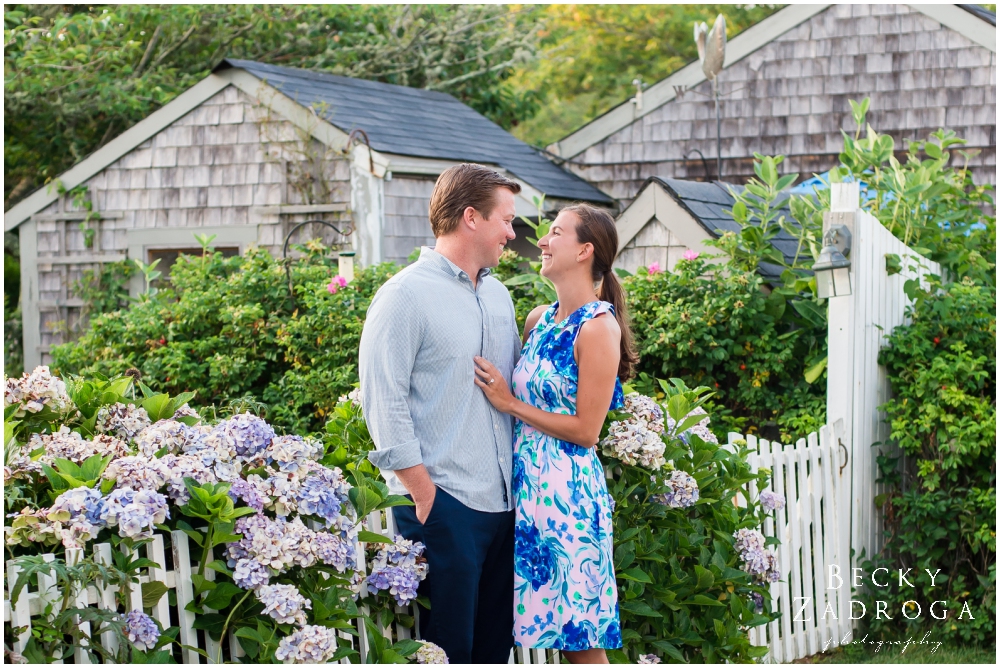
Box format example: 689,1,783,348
475,314,621,447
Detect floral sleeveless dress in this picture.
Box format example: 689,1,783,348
510,300,624,651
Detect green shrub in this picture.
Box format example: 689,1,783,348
601,380,778,663
51,245,399,435
623,257,826,441
857,276,996,644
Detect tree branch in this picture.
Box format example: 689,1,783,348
132,24,163,79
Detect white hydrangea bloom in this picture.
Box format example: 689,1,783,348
256,583,311,625
4,366,71,416
96,403,151,441
135,419,193,456
599,393,667,470
275,625,340,663
666,406,718,445
103,456,170,491
414,641,449,664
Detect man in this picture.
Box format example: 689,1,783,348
359,164,523,663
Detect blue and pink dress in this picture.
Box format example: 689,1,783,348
510,300,624,651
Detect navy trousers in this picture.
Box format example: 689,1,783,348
393,487,515,664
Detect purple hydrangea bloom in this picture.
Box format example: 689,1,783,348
102,488,169,539
263,434,322,472
208,413,274,461
255,583,311,625
294,464,351,524
49,487,106,526
227,478,266,511
652,470,700,509
750,591,765,613
760,490,786,512
366,536,428,606
233,558,270,590
733,528,780,584
313,531,356,573
119,610,160,651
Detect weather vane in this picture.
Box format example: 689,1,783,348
675,15,734,181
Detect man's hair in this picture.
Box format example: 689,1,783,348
428,164,522,237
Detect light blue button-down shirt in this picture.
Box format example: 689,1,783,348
359,247,521,513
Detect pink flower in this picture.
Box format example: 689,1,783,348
647,262,662,274
327,275,348,294
683,249,700,261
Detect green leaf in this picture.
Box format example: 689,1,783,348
502,273,538,286
358,530,394,544
191,574,216,596
191,613,227,640
202,582,244,610
141,394,172,422
804,356,828,384
694,565,715,590
620,600,662,617
141,581,169,608
376,494,415,510
380,649,409,664
689,594,725,607
617,567,652,583
885,252,902,276
390,639,424,657
652,641,686,662
207,560,233,577
791,299,826,328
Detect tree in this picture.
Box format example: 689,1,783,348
4,4,542,208
508,4,780,147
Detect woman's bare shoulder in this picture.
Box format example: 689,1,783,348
522,304,551,342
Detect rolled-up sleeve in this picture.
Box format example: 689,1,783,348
359,282,424,471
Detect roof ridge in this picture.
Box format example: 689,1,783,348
216,58,461,102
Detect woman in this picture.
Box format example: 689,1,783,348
474,203,638,663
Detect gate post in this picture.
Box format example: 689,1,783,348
824,182,859,614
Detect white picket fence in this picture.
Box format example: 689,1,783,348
3,509,559,665
725,427,853,664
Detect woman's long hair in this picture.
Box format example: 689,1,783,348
562,203,638,382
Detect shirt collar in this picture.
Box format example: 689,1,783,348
418,247,492,282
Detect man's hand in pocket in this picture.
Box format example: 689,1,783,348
394,463,437,525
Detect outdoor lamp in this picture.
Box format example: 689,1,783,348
338,251,356,283
813,224,852,298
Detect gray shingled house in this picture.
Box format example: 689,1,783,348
613,177,800,277
549,4,996,207
4,59,611,369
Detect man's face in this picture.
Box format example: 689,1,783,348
474,188,517,268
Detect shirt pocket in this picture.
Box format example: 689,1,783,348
485,313,517,379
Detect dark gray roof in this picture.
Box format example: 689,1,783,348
648,177,807,281
958,4,996,25
216,59,612,204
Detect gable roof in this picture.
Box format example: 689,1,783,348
5,59,610,232
218,59,611,204
549,3,997,160
624,177,802,281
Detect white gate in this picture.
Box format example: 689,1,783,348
825,183,941,579
726,427,852,663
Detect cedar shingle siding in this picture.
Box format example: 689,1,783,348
564,4,996,206
31,85,353,361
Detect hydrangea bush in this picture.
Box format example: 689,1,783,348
3,369,437,664
596,379,783,663
323,376,784,664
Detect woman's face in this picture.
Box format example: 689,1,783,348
538,210,591,279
